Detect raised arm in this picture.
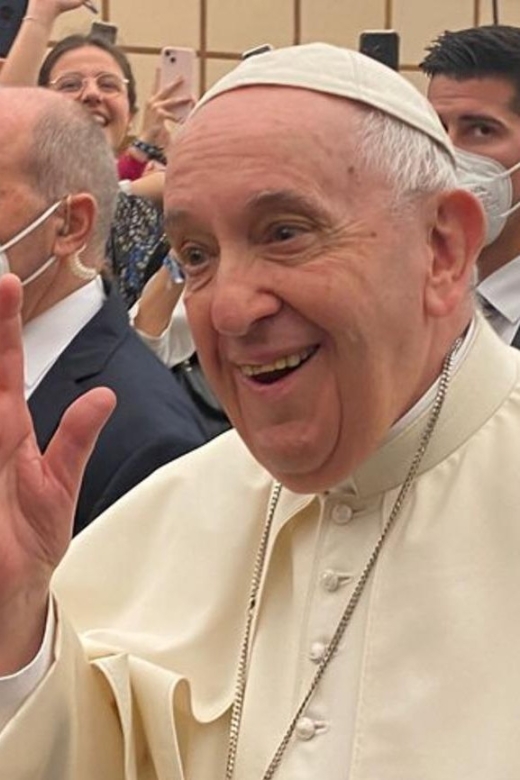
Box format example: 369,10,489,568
0,0,86,86
0,274,115,675
119,73,195,203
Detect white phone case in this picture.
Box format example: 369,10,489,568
159,46,196,121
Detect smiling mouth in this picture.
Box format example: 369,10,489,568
239,345,318,385
90,112,108,126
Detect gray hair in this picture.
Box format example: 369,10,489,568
356,106,457,206
27,101,119,256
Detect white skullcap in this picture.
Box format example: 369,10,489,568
195,42,454,161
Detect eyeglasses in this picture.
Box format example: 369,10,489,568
48,72,129,96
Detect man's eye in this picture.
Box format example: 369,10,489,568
471,123,495,138
179,245,209,271
270,224,305,242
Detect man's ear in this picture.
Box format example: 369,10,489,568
424,188,485,317
54,194,97,257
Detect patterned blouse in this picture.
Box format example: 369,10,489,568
106,191,169,309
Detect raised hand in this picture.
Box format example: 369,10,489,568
0,0,92,87
0,275,116,674
138,70,196,150
26,0,93,25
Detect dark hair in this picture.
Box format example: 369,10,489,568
37,34,138,115
420,26,520,113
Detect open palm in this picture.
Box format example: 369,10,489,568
0,275,115,667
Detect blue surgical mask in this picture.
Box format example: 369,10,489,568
454,148,520,246
0,200,62,286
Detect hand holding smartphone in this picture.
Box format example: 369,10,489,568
159,46,196,122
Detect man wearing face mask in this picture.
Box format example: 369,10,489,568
422,25,520,347
0,87,208,534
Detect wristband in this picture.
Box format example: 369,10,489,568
131,139,167,165
22,16,47,25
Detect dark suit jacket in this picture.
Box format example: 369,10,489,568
29,284,208,535
512,327,520,350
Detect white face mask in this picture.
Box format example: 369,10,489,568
454,147,520,246
0,200,62,286
455,148,520,246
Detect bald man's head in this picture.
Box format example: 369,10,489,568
0,87,119,253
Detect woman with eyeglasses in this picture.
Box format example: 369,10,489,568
0,0,194,307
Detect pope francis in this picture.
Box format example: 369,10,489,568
1,42,519,780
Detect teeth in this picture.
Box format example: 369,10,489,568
240,346,315,377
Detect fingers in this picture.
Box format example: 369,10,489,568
0,275,25,397
44,387,117,501
0,273,23,319
169,95,195,108
152,66,161,93
149,96,195,122
141,77,195,140
154,75,183,96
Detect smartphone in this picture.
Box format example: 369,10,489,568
0,0,28,57
160,47,195,89
90,21,118,44
359,30,399,71
159,46,196,121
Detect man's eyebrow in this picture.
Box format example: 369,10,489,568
164,209,191,231
244,189,324,216
165,191,329,232
457,113,503,125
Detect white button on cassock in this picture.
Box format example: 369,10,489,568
321,569,341,592
309,641,327,663
331,503,353,525
295,717,316,741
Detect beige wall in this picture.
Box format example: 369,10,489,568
55,0,520,124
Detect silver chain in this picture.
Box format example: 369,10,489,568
224,338,462,780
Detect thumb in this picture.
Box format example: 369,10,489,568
43,387,117,501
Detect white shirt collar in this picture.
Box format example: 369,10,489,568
385,319,474,441
477,255,520,332
23,277,105,399
328,320,475,497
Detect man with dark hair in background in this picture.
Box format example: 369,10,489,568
422,25,520,347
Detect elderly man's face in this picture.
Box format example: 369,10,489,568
165,88,444,491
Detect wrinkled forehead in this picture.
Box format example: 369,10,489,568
164,85,393,236
170,84,367,166
165,86,377,222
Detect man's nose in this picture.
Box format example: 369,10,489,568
210,267,282,337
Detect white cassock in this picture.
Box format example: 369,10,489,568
2,315,520,780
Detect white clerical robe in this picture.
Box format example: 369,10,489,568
2,315,520,779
